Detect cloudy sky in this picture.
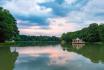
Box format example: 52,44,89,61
0,0,104,36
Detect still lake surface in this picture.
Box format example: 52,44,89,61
0,42,104,70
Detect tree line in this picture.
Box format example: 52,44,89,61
61,23,104,42
16,35,60,42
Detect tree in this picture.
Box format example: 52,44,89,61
99,24,104,42
87,23,100,42
17,35,60,42
61,23,104,42
0,7,19,42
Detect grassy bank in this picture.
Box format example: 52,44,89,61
0,42,15,47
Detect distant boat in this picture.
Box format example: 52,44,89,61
72,38,85,44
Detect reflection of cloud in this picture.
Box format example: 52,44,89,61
48,52,79,65
11,45,89,65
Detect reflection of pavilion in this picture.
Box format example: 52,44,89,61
62,44,104,63
72,44,85,49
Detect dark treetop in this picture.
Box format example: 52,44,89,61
0,7,19,42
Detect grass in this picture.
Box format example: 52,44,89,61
0,42,15,47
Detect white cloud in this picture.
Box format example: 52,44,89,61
1,0,104,36
17,0,104,37
64,0,104,25
64,0,77,4
80,0,104,21
19,17,80,37
2,0,52,16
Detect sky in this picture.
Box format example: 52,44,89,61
0,0,104,37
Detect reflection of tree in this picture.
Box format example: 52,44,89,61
0,47,18,70
15,41,59,47
61,44,104,63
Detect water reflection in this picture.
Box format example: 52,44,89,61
0,46,18,70
12,44,104,70
13,45,93,70
0,42,104,70
11,45,81,65
72,44,85,49
62,44,104,63
14,41,59,47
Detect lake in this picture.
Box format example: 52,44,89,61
0,42,104,70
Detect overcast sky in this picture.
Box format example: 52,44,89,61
0,0,104,36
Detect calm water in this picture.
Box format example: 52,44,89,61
0,42,104,70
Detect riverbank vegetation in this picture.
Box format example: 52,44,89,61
16,35,60,42
61,23,104,43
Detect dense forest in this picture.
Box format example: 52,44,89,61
0,7,19,42
16,35,60,42
61,23,104,42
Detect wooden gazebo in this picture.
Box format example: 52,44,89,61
72,38,85,44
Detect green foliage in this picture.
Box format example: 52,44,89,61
0,7,19,42
61,23,104,42
16,35,60,42
99,24,104,42
86,23,100,42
